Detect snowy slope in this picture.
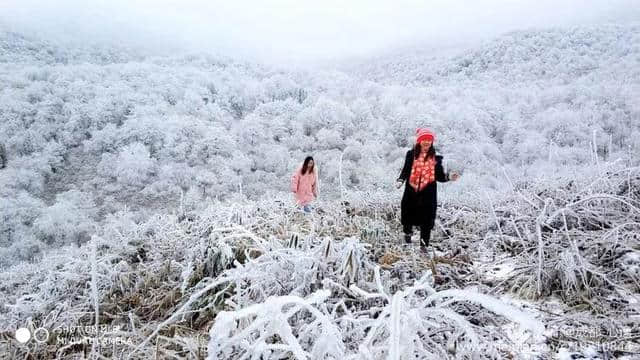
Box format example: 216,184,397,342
1,24,639,263
351,25,640,86
0,29,143,65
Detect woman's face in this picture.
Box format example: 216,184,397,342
420,139,433,148
308,160,314,167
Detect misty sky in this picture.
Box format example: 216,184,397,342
1,0,639,64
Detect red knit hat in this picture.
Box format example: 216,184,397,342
416,128,435,143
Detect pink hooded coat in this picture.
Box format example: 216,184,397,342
291,165,318,206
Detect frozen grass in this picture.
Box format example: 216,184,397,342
1,163,639,358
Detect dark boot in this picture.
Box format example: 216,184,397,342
404,233,412,244
402,224,413,244
420,226,431,248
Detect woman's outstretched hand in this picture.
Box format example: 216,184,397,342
449,172,460,181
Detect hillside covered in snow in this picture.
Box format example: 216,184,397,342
1,23,639,359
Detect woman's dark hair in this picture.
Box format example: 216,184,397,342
414,143,436,159
301,156,315,175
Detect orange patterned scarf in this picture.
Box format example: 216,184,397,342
409,152,436,191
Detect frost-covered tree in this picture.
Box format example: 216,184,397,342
33,189,97,246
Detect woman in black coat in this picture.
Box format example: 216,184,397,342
396,129,459,251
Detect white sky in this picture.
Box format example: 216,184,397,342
1,0,638,64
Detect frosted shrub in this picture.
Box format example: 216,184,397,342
33,190,97,246
115,142,157,187
456,163,640,309
206,269,544,359
208,290,345,360
349,273,544,359
0,236,42,267
0,191,44,247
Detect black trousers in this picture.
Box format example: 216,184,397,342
403,224,431,247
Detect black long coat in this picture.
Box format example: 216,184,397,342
397,149,449,228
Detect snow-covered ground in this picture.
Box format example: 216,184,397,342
1,23,639,358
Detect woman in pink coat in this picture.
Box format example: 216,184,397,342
291,156,318,212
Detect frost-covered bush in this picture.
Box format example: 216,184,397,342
208,290,346,359
0,236,42,267
97,142,157,187
207,270,544,359
439,162,640,311
0,191,44,247
33,189,97,246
